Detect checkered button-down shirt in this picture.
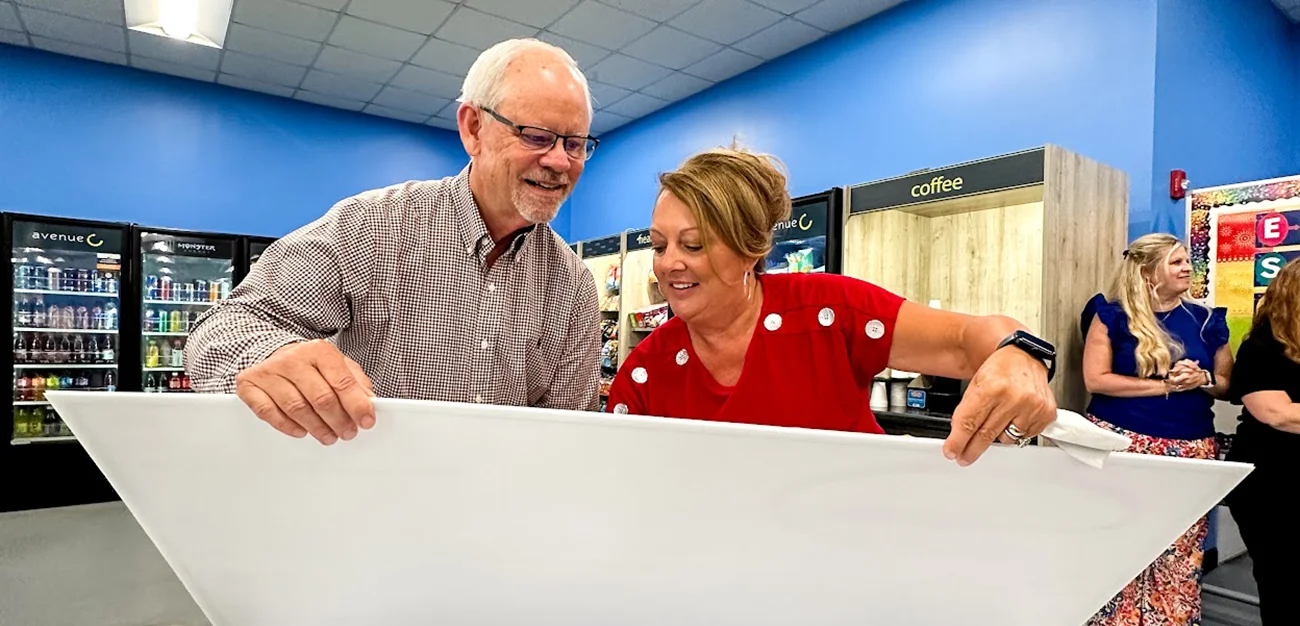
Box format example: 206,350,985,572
184,165,602,411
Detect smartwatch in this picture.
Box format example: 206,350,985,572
1200,369,1216,388
997,330,1057,382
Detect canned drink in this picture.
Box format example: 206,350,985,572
77,269,90,292
47,267,60,291
146,275,159,300
194,280,208,301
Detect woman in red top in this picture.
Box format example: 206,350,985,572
607,147,1059,466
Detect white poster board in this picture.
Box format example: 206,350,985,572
46,392,1250,626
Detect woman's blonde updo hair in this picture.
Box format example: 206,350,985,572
658,146,792,272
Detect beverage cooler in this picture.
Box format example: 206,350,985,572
132,228,237,395
3,213,132,511
236,235,277,287
764,189,845,274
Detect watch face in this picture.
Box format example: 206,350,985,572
1018,331,1055,356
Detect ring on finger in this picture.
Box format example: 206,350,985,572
1004,423,1033,448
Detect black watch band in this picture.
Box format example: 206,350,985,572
996,330,1057,382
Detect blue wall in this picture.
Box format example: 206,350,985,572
0,44,470,238
568,0,1160,241
1149,0,1300,237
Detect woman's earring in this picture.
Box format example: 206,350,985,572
744,271,751,301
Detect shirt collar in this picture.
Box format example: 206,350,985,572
453,163,547,262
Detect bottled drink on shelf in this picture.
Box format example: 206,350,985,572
74,372,89,389
75,305,89,329
103,302,117,330
168,372,181,391
58,336,71,364
170,310,182,332
77,269,90,292
15,374,30,401
85,336,99,364
41,335,55,364
71,335,84,364
14,334,26,364
104,369,117,392
181,373,191,391
144,372,157,393
172,339,184,367
59,375,72,391
91,305,104,329
46,267,60,291
32,375,46,401
102,271,118,294
146,339,160,368
101,336,114,364
16,296,32,327
159,340,172,366
14,408,31,438
42,408,57,437
60,305,74,330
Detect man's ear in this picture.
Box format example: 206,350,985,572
459,103,483,157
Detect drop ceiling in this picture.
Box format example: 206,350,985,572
0,0,906,135
1273,0,1300,22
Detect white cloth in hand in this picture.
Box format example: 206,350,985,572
1037,409,1132,469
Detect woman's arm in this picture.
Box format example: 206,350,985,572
888,300,1056,466
1202,343,1233,399
1242,391,1300,434
1081,314,1170,397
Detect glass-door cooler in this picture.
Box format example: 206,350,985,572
8,216,126,444
135,229,236,394
235,235,277,287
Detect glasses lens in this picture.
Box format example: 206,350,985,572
518,128,556,151
567,138,597,160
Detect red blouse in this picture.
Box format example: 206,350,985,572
605,272,905,433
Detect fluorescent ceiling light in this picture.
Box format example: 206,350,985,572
125,0,233,49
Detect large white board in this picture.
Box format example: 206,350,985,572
46,392,1250,626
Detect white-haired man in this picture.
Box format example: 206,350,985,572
184,39,602,446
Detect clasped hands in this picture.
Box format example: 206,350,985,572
1164,359,1209,393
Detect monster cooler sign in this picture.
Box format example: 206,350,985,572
1188,174,1300,353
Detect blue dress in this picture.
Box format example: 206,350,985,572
1081,294,1229,440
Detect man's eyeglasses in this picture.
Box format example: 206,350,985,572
481,107,599,161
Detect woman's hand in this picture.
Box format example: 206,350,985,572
944,346,1058,466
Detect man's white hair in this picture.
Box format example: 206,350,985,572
459,38,593,122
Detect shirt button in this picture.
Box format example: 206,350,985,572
475,394,483,403
488,283,496,292
481,339,490,350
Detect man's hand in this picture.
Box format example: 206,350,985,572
234,339,376,445
944,347,1057,466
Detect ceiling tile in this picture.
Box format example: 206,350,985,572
30,35,126,65
682,47,762,81
620,25,722,70
464,0,580,28
435,7,538,50
586,53,672,91
536,32,610,69
641,72,713,100
596,0,700,21
0,28,28,46
19,6,125,52
0,2,22,31
328,16,426,61
130,56,217,82
435,99,461,119
390,64,463,100
748,0,820,13
548,1,655,50
233,0,338,42
364,103,428,124
409,37,480,76
602,92,668,118
371,85,450,115
671,0,782,44
426,116,459,131
295,90,366,112
300,68,384,101
313,46,401,82
733,17,825,59
128,30,221,70
591,110,632,135
795,0,904,31
345,0,455,36
15,0,122,25
224,24,321,67
587,81,631,108
220,50,308,87
218,73,296,98
293,0,348,10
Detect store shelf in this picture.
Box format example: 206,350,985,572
12,401,52,407
11,436,76,445
14,288,118,298
14,327,118,334
144,299,217,307
14,364,117,370
144,367,185,372
631,326,658,333
143,331,189,337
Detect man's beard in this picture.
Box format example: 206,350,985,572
511,171,570,224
